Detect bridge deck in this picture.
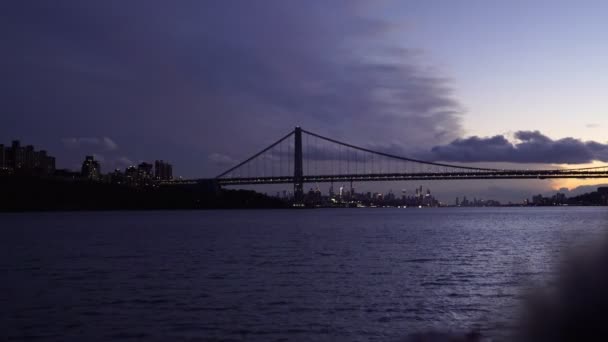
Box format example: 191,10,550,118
159,170,608,186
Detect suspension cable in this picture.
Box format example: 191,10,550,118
216,130,295,178
302,129,504,172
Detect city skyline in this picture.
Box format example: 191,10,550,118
3,134,608,203
3,1,608,201
1,139,174,184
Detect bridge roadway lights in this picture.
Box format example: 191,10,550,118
215,171,608,186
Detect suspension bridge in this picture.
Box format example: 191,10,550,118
173,127,608,203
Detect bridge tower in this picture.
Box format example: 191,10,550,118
294,126,304,205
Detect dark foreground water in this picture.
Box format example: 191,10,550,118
1,207,607,341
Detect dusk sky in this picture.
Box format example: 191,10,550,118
2,0,608,201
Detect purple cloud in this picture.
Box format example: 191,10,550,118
426,131,608,164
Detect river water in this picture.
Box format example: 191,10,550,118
1,207,607,341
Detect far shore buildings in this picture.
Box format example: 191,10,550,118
78,156,173,186
109,160,173,186
1,139,174,188
81,155,101,180
0,140,55,175
154,160,173,180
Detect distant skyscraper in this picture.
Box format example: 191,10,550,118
138,162,153,179
24,145,35,169
124,166,138,186
154,160,162,179
109,168,125,185
0,144,5,169
125,166,137,177
12,140,24,169
37,150,55,174
154,160,173,180
47,155,56,173
81,155,101,180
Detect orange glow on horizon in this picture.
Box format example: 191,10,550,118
549,178,608,191
549,161,608,191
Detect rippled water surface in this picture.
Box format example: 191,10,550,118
1,207,607,341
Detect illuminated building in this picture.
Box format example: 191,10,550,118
0,140,56,174
81,155,101,180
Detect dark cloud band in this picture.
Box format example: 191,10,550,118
0,1,463,176
427,130,608,164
